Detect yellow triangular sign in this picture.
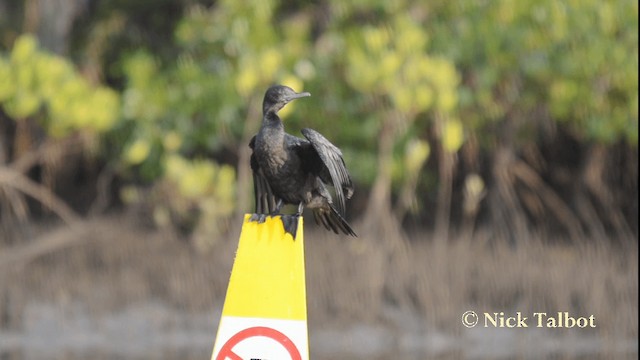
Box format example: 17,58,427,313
211,214,309,360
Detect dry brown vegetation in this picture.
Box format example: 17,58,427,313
1,214,636,346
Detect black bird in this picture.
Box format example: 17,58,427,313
249,85,357,237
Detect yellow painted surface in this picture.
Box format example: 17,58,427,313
221,214,307,320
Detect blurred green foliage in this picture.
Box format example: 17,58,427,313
0,35,119,136
427,0,638,144
0,0,637,240
112,0,316,241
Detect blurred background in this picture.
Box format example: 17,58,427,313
0,0,637,359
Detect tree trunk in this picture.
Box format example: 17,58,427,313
363,111,396,231
360,110,414,312
433,113,456,245
25,0,86,54
579,143,634,240
489,145,530,245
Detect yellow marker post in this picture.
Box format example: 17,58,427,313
211,214,308,360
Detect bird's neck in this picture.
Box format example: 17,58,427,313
258,112,287,161
259,112,286,145
263,112,284,130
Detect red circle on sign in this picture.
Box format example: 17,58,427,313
216,326,302,360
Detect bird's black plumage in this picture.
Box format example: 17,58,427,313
250,85,357,237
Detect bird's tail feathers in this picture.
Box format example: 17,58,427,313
313,205,357,237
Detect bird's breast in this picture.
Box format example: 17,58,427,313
254,128,308,203
256,143,287,170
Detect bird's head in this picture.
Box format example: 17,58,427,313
262,85,311,115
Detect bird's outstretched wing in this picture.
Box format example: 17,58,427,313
249,136,279,214
300,128,353,216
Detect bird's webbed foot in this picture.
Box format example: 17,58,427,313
281,214,301,239
249,213,300,238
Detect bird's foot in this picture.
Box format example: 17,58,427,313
280,214,300,239
249,213,300,239
249,213,268,223
272,199,284,214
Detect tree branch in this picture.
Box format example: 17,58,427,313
0,166,81,225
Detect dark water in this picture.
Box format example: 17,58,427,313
0,302,637,360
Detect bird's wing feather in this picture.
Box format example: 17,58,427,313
249,136,279,214
300,128,353,216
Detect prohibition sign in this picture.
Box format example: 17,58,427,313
216,326,302,360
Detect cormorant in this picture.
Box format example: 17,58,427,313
249,85,357,237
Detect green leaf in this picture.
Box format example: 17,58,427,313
442,117,464,153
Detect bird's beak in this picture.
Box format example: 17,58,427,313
286,92,311,101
